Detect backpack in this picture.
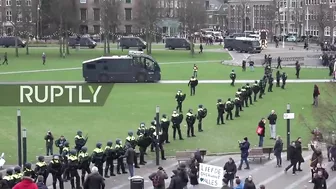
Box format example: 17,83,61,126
152,174,162,187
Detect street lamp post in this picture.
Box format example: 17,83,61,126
37,5,40,40
306,6,309,46
245,5,249,37
330,6,335,44
282,0,286,48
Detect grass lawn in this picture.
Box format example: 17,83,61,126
0,82,321,163
0,48,331,81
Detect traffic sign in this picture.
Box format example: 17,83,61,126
283,113,295,119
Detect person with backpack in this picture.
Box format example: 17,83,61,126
177,163,189,189
149,167,168,189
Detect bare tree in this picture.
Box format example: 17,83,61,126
265,0,279,38
10,0,20,57
316,4,330,42
240,0,249,32
134,0,160,55
100,0,122,55
19,1,33,55
178,0,206,56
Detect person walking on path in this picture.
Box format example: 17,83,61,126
284,141,300,175
313,84,320,107
273,135,283,167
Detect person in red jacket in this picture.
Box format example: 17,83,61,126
13,171,38,189
257,118,266,147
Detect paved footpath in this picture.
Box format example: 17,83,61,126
42,150,336,189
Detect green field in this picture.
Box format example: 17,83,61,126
0,47,330,164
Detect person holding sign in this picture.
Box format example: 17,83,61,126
256,118,266,147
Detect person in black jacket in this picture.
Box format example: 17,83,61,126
273,136,283,167
284,141,299,175
223,158,237,187
0,172,10,189
257,118,266,147
295,137,304,171
177,163,189,188
44,131,54,156
276,70,281,87
267,110,277,140
312,171,327,189
167,170,183,189
83,166,105,189
295,61,301,79
313,84,320,107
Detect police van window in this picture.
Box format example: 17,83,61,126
86,64,96,69
145,58,155,71
252,41,260,46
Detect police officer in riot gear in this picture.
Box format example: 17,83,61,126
78,146,91,184
12,166,22,185
216,99,225,125
241,86,248,107
55,135,67,155
188,76,198,96
92,142,104,175
137,132,151,165
225,98,234,120
49,155,64,189
115,139,127,174
234,96,241,117
197,105,207,132
153,130,166,160
281,72,288,89
186,109,196,137
104,142,115,178
171,110,184,140
74,131,88,153
245,83,253,105
126,131,140,168
230,69,236,86
35,155,48,184
61,141,70,181
276,70,281,87
3,168,14,188
23,162,36,180
68,149,80,189
258,80,264,98
268,76,274,92
236,89,243,111
149,121,156,152
175,90,186,112
252,81,260,102
160,114,170,143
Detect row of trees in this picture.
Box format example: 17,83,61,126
8,0,206,57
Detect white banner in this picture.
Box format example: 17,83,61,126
198,163,223,188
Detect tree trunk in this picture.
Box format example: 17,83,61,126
103,33,107,55
14,29,19,57
59,16,63,57
26,38,29,55
145,29,150,54
107,33,110,54
65,25,70,55
190,35,194,57
62,37,66,58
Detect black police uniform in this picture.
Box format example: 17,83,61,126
149,124,156,152
78,148,91,183
216,101,225,125
137,134,151,165
236,91,243,111
188,77,198,96
225,100,234,120
175,92,186,112
276,71,281,87
295,62,301,79
126,135,140,168
245,84,253,105
171,112,184,140
281,73,287,89
197,106,207,132
35,156,48,184
277,57,282,69
153,131,166,160
12,166,22,185
241,88,248,107
74,132,87,153
55,136,67,155
23,163,36,180
3,169,14,188
267,76,274,92
258,80,264,98
230,71,236,86
48,157,64,189
252,82,260,102
160,116,170,143
234,97,241,117
61,144,70,181
68,152,81,189
104,143,116,178
45,132,54,156
2,53,8,65
115,142,127,174
92,144,104,175
186,111,196,137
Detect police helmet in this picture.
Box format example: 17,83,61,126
198,104,203,108
232,69,234,72
140,122,145,127
238,88,241,91
191,76,195,78
242,86,245,89
255,80,258,84
173,110,177,114
38,156,44,162
14,166,21,173
246,83,250,86
107,141,113,146
64,142,69,147
53,155,60,160
217,99,222,102
77,130,82,135
96,142,102,148
259,79,263,82
128,131,133,136
24,162,32,169
116,139,121,144
81,146,88,152
162,114,167,118
6,168,13,175
70,149,77,156
228,98,231,101
151,120,156,126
